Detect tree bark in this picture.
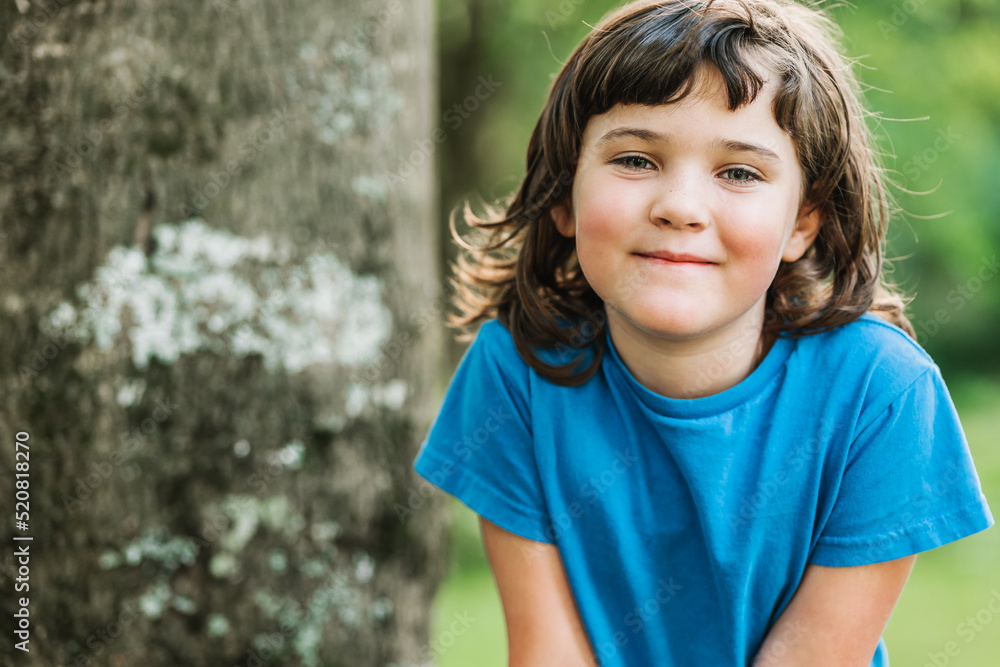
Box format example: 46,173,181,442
0,0,447,665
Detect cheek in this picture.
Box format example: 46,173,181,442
720,220,789,284
573,182,633,270
733,229,782,261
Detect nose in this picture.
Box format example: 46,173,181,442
649,169,709,230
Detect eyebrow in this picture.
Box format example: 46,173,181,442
595,127,783,165
711,138,783,165
595,127,667,150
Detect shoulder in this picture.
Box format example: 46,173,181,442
475,319,522,357
802,313,933,367
788,313,942,422
463,319,534,408
470,319,532,379
474,318,595,376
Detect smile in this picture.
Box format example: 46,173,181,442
634,252,717,266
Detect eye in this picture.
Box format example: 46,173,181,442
720,167,762,184
610,154,655,172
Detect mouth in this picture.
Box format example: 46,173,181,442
634,251,717,265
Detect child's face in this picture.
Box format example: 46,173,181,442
552,68,821,344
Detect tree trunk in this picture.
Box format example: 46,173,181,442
0,0,448,665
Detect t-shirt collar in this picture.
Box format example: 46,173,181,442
602,324,794,419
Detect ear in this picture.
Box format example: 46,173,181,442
550,199,576,238
781,201,823,263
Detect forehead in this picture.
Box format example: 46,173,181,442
581,67,793,158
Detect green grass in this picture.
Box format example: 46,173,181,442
430,502,506,667
882,377,1000,667
431,379,1000,667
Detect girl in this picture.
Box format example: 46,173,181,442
413,0,994,665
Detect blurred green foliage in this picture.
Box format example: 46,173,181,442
436,0,1000,380
431,1,1000,664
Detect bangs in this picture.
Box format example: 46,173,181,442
452,0,911,386
573,2,789,116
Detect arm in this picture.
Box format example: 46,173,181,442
480,517,597,667
753,555,917,666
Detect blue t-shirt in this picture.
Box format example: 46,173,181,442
412,313,994,666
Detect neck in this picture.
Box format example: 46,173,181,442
607,305,775,400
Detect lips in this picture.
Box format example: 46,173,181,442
635,250,716,264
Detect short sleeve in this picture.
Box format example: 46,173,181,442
810,366,994,566
412,321,555,544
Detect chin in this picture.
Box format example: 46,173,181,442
614,307,716,341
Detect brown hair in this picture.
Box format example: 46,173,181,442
449,0,913,385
